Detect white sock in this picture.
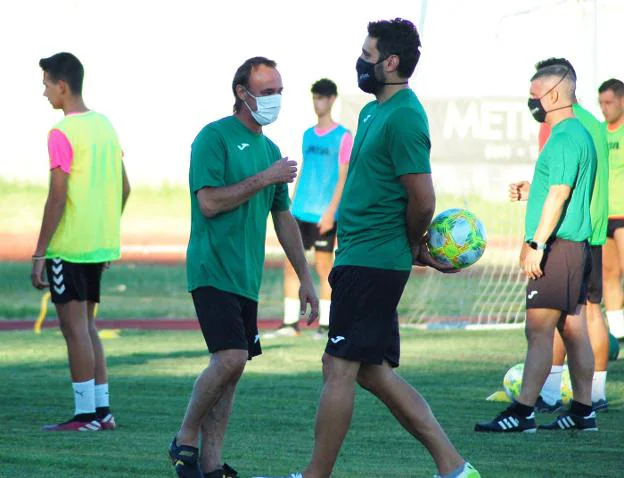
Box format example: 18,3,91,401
606,309,624,338
95,383,110,409
591,371,607,402
283,298,300,326
72,379,96,416
319,300,331,327
540,365,563,404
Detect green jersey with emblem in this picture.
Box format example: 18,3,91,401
606,123,624,218
525,118,596,242
186,116,290,300
335,89,432,271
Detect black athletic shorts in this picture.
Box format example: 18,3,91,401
525,239,590,315
45,258,104,304
586,245,603,304
296,219,337,253
325,265,410,368
191,286,261,359
607,218,624,238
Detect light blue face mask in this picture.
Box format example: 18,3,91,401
244,89,282,126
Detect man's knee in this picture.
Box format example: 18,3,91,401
322,353,359,384
212,350,248,382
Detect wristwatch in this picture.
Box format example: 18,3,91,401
527,241,546,251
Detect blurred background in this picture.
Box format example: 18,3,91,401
1,0,622,325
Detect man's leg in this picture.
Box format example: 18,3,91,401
57,300,95,382
177,349,248,448
303,354,360,478
314,251,333,332
603,237,624,337
356,362,464,476
586,302,609,405
539,330,566,409
86,301,114,425
517,308,563,407
558,309,594,406
200,381,238,474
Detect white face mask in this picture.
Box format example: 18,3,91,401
244,90,282,126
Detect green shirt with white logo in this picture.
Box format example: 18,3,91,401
335,89,432,271
186,116,290,300
525,118,596,243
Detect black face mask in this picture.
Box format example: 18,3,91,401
356,57,408,95
527,68,572,123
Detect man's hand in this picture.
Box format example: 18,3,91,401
317,210,335,235
412,241,459,274
521,247,544,280
299,278,319,325
263,157,298,185
509,181,531,202
31,258,49,289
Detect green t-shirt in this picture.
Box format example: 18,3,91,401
573,104,608,245
335,89,432,271
186,116,290,300
606,123,624,217
525,118,596,243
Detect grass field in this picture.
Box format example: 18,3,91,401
0,261,525,322
0,328,622,477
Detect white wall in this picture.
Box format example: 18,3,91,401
1,0,622,185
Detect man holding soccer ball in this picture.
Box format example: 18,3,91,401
255,18,480,478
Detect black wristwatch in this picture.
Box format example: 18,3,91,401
527,241,546,251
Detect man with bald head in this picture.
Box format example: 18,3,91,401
169,57,319,478
476,59,598,433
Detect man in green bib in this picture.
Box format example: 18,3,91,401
31,53,131,432
477,59,597,433
169,57,319,478
598,78,624,340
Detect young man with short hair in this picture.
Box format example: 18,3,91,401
268,78,352,339
32,52,131,431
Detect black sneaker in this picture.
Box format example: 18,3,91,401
534,395,563,413
539,411,598,431
204,463,239,478
169,436,202,478
592,399,608,412
474,408,536,433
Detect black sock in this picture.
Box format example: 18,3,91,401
204,469,224,478
74,412,97,422
96,406,111,418
569,400,592,417
510,400,534,417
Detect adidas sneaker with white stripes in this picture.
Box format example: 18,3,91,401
474,408,536,433
538,411,598,431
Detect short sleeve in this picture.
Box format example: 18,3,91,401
48,129,73,174
547,134,580,187
190,126,227,194
386,108,432,177
269,143,290,211
338,131,353,165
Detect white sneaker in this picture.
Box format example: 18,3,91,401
433,462,481,478
262,325,300,339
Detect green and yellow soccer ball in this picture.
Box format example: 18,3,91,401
503,363,573,405
427,208,487,269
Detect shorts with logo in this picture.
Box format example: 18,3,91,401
325,265,410,368
525,238,590,315
297,219,337,253
607,218,624,238
191,286,261,359
586,245,602,304
45,258,104,304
